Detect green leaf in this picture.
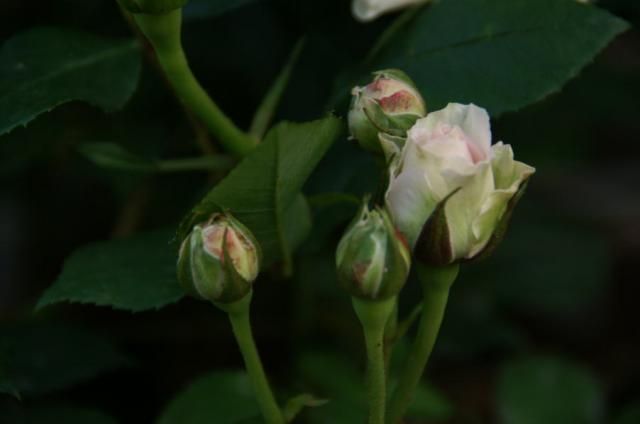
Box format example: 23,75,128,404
157,371,260,424
0,324,128,397
367,0,629,116
0,27,141,136
282,194,313,274
178,117,343,267
0,404,118,424
497,356,604,424
37,229,183,312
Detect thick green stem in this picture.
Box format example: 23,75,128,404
386,264,459,424
220,293,284,424
383,298,399,373
353,297,396,424
134,10,256,157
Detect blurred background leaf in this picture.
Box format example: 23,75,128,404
0,404,118,424
157,371,260,424
0,323,128,397
615,402,640,424
497,356,605,424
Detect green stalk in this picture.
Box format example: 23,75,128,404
156,155,233,172
220,293,285,424
386,264,459,424
353,297,396,424
134,10,256,157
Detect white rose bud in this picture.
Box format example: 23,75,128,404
348,69,426,154
352,0,430,22
177,213,261,304
385,103,535,264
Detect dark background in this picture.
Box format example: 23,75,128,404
1,0,639,423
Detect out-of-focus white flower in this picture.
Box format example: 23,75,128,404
352,0,429,22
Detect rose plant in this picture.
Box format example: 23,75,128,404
0,0,630,423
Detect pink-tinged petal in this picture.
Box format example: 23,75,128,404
379,90,416,113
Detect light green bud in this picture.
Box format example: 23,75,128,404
177,213,261,304
336,202,411,300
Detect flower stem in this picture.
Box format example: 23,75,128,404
352,297,396,424
133,10,257,157
220,293,284,424
386,264,459,424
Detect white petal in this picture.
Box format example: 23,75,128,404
352,0,426,22
385,140,438,247
467,144,535,257
443,161,495,259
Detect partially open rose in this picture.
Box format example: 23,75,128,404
385,103,535,264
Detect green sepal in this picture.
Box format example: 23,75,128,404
176,235,201,299
224,213,263,269
336,199,410,301
414,188,460,266
466,177,531,263
117,0,189,15
375,207,411,300
372,69,420,92
189,226,225,301
363,99,420,138
379,133,406,164
217,227,253,304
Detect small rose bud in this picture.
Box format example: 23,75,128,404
117,0,189,14
336,202,411,300
385,102,535,264
348,69,426,154
177,213,261,304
